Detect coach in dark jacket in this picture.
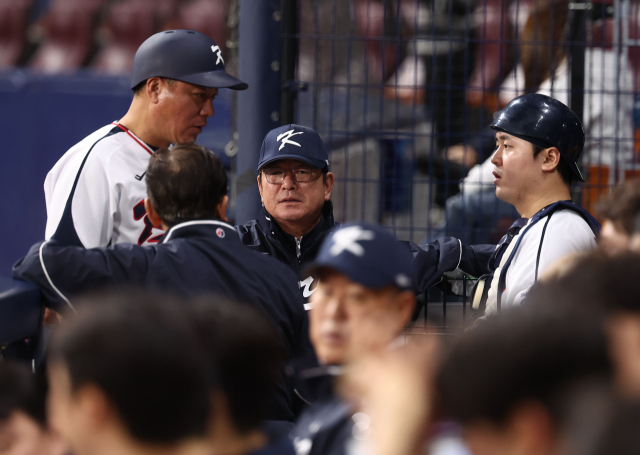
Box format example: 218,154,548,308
236,124,495,306
13,144,311,422
236,125,338,305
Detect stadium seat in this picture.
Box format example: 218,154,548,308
0,0,33,68
91,0,161,74
466,0,516,111
174,0,229,57
28,0,107,73
353,0,402,83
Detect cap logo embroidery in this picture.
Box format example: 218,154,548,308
276,130,303,150
395,274,410,288
211,45,224,65
329,226,375,257
216,228,225,238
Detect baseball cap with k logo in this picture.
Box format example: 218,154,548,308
257,124,329,171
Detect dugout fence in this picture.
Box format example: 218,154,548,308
234,0,640,248
1,0,639,337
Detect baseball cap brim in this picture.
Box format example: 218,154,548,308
304,259,413,291
178,70,248,90
304,263,398,290
258,155,328,171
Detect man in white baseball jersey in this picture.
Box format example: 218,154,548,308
464,94,600,315
44,30,247,248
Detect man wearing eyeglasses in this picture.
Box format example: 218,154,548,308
236,125,337,307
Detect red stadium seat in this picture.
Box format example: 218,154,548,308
173,0,229,56
28,0,107,73
0,0,34,68
91,0,165,74
353,0,402,83
466,0,516,111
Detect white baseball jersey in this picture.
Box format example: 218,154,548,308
485,209,597,315
44,122,165,248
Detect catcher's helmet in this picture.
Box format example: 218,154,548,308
130,30,248,91
491,93,585,182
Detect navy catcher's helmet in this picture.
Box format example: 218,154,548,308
490,93,585,182
130,30,248,91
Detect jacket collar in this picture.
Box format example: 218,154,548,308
261,200,336,253
161,219,237,243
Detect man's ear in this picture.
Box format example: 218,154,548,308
145,77,163,104
216,195,229,222
257,174,264,203
324,172,335,201
509,400,557,455
396,291,416,328
75,384,116,431
144,199,163,229
540,147,562,173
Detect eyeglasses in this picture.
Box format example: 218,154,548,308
262,166,317,184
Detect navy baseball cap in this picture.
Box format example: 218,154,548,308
257,124,329,171
131,30,248,90
305,223,414,291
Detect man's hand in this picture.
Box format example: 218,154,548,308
339,337,442,455
43,308,62,326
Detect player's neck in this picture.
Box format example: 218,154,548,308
119,101,169,149
277,213,322,240
518,184,572,218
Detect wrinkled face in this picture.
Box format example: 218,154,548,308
0,412,48,455
156,80,218,145
309,271,410,365
258,159,333,229
47,363,86,455
600,219,630,256
491,132,541,206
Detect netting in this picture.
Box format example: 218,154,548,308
283,0,639,245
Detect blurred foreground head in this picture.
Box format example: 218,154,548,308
305,223,415,365
529,251,640,398
0,362,67,455
438,305,611,455
47,291,212,455
145,143,229,228
187,296,285,447
596,179,640,255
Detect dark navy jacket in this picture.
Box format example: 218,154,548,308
408,237,494,293
236,201,338,303
236,200,493,299
289,366,353,455
13,220,312,421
